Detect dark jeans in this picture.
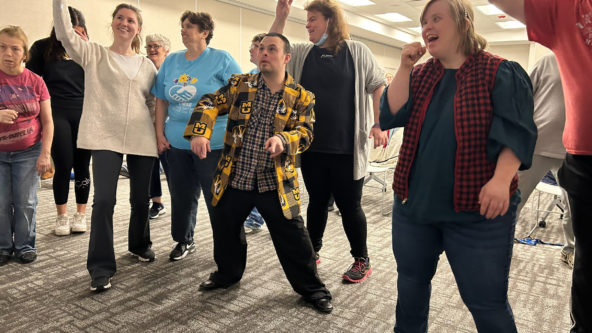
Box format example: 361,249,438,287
301,152,368,258
392,209,517,333
165,147,220,244
209,188,331,301
558,153,592,333
87,150,155,278
149,153,169,199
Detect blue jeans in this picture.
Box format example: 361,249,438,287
392,209,517,333
244,207,265,228
0,142,41,255
165,147,221,243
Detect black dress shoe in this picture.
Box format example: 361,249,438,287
199,279,234,291
312,297,333,313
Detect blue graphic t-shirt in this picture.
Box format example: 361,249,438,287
152,48,242,149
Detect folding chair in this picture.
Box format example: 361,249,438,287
364,128,402,216
524,171,567,238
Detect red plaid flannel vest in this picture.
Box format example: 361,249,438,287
393,51,518,212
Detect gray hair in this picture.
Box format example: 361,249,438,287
145,33,171,51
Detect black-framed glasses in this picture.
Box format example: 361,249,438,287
145,44,162,50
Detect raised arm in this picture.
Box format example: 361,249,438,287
270,0,292,34
488,0,525,24
52,0,90,66
387,42,425,115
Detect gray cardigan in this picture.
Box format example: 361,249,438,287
287,40,386,180
53,0,158,157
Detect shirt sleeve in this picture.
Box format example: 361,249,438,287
222,53,243,81
487,60,538,170
34,73,51,102
525,0,559,49
53,0,94,67
378,76,413,130
151,56,168,100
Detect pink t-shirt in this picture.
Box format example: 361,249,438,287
0,68,50,152
525,0,592,155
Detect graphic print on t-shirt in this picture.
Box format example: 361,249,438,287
576,2,592,47
169,73,198,103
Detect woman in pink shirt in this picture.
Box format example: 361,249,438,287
0,25,54,266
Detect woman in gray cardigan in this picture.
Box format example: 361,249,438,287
53,0,158,292
271,0,387,283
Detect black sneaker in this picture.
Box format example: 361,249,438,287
342,257,372,283
149,202,166,219
130,248,155,262
90,276,111,292
170,241,196,261
17,251,37,264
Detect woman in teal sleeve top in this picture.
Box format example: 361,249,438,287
152,11,241,262
379,0,536,332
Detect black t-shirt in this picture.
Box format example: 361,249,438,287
26,37,85,112
301,44,355,154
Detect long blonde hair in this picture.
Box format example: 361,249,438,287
420,0,487,56
112,3,143,54
304,0,350,52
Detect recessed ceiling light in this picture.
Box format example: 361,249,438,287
496,21,526,29
338,0,375,6
376,12,412,23
476,4,505,15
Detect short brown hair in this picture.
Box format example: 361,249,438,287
180,11,214,45
252,33,266,44
420,0,487,56
112,3,144,54
0,25,29,62
304,0,350,52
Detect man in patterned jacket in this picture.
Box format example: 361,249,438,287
184,33,333,314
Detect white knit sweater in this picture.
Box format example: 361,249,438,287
53,0,158,157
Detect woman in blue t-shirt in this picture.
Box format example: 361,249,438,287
152,10,241,262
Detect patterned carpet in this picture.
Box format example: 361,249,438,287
0,171,572,332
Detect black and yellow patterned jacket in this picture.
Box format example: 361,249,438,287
183,73,315,220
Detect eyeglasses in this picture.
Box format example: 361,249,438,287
145,44,162,50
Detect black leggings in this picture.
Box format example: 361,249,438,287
51,107,91,205
300,151,368,258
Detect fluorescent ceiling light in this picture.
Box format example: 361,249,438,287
338,0,375,6
409,26,422,34
496,21,526,29
476,4,505,15
376,12,412,23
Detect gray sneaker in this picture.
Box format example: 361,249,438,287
55,215,71,236
71,212,87,233
561,249,574,269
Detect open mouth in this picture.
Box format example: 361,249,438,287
426,35,439,43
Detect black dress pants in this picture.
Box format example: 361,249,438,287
209,188,331,301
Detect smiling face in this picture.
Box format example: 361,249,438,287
111,8,140,43
0,33,26,74
421,0,462,61
258,36,290,76
306,10,328,45
145,41,168,68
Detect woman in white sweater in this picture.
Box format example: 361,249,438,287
53,0,158,292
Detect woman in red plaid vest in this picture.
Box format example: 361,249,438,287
379,0,537,332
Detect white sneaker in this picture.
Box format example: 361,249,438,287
55,215,71,236
71,212,87,233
